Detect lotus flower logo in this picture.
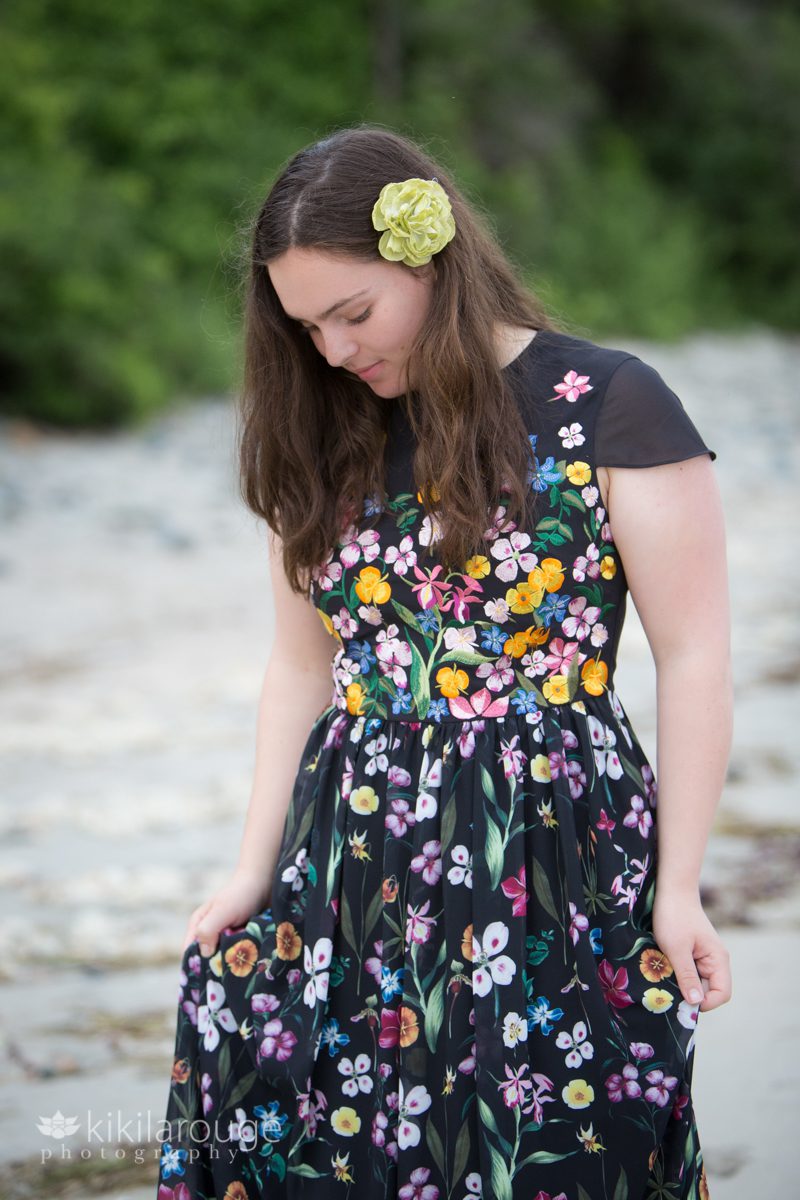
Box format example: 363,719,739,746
36,1110,80,1138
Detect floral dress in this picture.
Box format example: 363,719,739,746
156,329,716,1200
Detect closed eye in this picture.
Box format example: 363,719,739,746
296,308,371,336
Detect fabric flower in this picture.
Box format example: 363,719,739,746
372,178,456,267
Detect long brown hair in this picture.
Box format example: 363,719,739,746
236,123,560,594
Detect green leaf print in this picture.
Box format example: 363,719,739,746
561,488,587,511
362,887,384,945
425,975,446,1052
390,597,424,636
287,1163,327,1179
480,763,497,807
408,637,431,719
440,792,457,856
613,1165,629,1200
439,647,492,666
225,1070,259,1111
484,814,505,890
339,889,357,955
488,1143,514,1200
478,1095,500,1138
426,1117,446,1178
453,1116,471,1187
565,646,582,698
532,856,561,925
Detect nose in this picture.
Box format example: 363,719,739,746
319,328,359,370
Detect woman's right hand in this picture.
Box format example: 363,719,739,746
183,867,274,957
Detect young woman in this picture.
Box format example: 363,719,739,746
156,125,732,1200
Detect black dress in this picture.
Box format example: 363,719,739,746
156,329,716,1200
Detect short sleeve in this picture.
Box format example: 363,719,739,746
595,356,716,467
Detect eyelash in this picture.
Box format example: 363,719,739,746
299,308,371,335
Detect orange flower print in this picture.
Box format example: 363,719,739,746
640,947,674,982
171,1057,191,1085
581,657,608,696
462,923,474,962
383,875,399,902
275,922,303,962
398,1005,420,1047
436,665,469,699
345,681,367,716
505,630,534,657
225,939,259,977
224,1184,250,1200
540,557,566,591
355,565,391,605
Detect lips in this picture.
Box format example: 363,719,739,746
353,360,382,378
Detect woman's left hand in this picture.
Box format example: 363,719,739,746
652,889,732,1012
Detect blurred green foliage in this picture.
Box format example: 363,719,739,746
2,0,797,426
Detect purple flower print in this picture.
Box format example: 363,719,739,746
258,1017,298,1064
605,1063,642,1101
399,1165,440,1200
568,902,589,945
623,795,653,838
410,839,442,885
645,1069,679,1107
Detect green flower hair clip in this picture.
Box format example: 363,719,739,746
371,177,456,267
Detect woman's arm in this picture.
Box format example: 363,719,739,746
604,454,733,1012
189,532,336,956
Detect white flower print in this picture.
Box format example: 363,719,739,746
568,900,589,945
314,559,343,592
384,534,417,576
280,847,310,892
397,1080,432,1150
484,596,512,622
443,624,479,652
590,623,609,648
364,731,390,776
562,595,601,641
555,1020,595,1068
476,653,515,691
572,543,600,582
472,921,517,997
375,625,413,688
447,844,473,888
340,527,380,568
418,511,444,547
338,1052,374,1096
464,1172,483,1197
581,485,599,507
587,717,623,779
415,749,442,820
198,981,238,1052
490,531,539,581
502,1011,528,1048
303,937,333,1007
558,421,585,448
623,794,653,838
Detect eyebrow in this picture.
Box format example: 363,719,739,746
288,288,371,324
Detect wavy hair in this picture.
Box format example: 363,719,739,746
236,124,561,593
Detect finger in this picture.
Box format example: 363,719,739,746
668,951,705,1006
698,963,732,1012
195,917,221,958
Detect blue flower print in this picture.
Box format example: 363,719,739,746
159,1142,188,1179
380,964,405,1001
254,1100,289,1143
527,995,565,1035
510,689,541,718
347,639,378,672
320,1017,351,1057
480,625,507,655
537,591,571,624
391,689,415,717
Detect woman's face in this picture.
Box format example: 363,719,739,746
267,247,436,397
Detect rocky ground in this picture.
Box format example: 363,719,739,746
0,328,797,1198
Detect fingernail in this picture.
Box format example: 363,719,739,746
199,944,210,957
689,988,702,1003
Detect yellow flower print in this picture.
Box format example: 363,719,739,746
600,555,616,580
581,657,608,696
442,1065,457,1095
208,949,224,977
507,579,541,613
531,754,552,782
640,947,674,982
577,1122,605,1153
331,1151,355,1183
542,674,570,704
348,829,372,860
563,1079,595,1109
525,567,547,605
349,786,379,815
540,557,566,592
642,987,674,1013
317,608,339,641
345,681,367,716
355,565,391,605
566,461,592,486
436,665,469,698
537,798,558,828
416,482,441,504
464,554,491,579
224,938,259,977
275,922,302,962
330,1106,362,1136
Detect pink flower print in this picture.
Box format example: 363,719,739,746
500,865,527,917
201,1071,214,1117
642,763,657,806
498,1062,532,1110
568,901,589,945
677,998,700,1030
258,1017,298,1064
197,981,238,1052
490,530,539,581
581,485,599,508
472,921,517,996
340,527,380,568
439,576,483,621
251,992,280,1015
398,1166,439,1200
558,421,585,448
365,939,383,984
605,1062,642,1102
386,797,416,838
296,1087,327,1137
330,605,359,641
623,794,653,838
406,899,437,947
572,543,600,582
672,1092,690,1123
562,595,601,641
552,369,594,403
629,854,650,889
630,1041,654,1060
384,534,417,576
411,563,450,609
379,1007,401,1049
645,1069,679,1107
449,687,510,721
543,637,580,674
596,808,616,836
476,653,515,692
566,759,587,800
448,845,473,887
597,959,634,1008
372,1109,390,1147
159,1184,192,1200
376,627,413,688
548,748,567,778
499,732,527,781
313,558,343,592
410,839,442,885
